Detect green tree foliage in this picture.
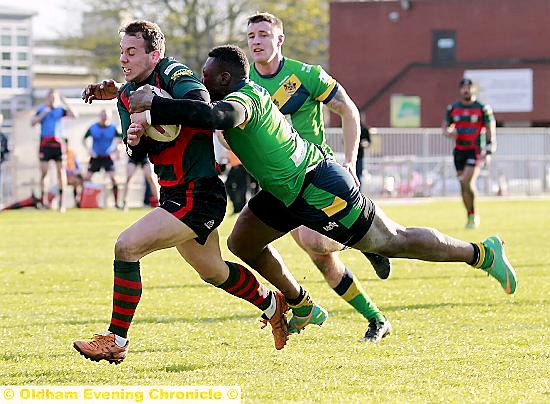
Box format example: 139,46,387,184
58,0,328,79
254,0,329,67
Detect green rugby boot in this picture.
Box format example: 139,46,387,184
288,303,328,334
481,236,517,294
466,214,480,229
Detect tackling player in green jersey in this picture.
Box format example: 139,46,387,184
129,45,518,344
246,12,391,340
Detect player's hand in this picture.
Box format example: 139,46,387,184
480,151,492,169
82,80,119,104
443,127,458,140
130,112,148,127
127,123,145,146
129,85,154,112
342,162,360,186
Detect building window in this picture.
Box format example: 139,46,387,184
16,35,29,46
2,52,11,61
17,76,28,88
1,35,11,46
17,52,27,61
432,30,456,65
2,76,12,88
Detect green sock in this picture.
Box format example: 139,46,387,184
287,288,314,317
334,268,384,322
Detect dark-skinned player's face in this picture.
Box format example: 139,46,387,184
202,57,226,101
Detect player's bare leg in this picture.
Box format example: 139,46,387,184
459,164,481,228
228,205,328,334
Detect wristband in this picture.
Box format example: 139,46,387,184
485,141,495,155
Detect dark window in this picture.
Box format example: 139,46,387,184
432,30,456,65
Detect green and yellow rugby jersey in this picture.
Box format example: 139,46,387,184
223,80,324,206
249,58,338,155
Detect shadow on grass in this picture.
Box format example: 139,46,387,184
137,313,255,324
162,364,203,372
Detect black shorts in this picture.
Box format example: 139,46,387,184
129,157,150,167
39,138,64,162
160,176,227,245
453,148,480,172
248,159,375,247
88,156,115,173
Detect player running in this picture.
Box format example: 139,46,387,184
128,45,518,339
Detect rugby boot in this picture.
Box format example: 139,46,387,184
363,252,391,279
466,214,480,229
359,318,392,343
481,236,517,294
73,333,128,364
288,303,328,334
260,291,289,350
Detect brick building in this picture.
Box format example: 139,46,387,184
329,0,550,127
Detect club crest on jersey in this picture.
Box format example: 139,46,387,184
171,69,193,80
284,81,298,95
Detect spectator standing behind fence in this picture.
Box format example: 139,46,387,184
83,109,122,208
31,89,78,212
356,120,371,190
442,78,496,229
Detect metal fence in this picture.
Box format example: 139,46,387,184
326,127,550,197
2,127,550,207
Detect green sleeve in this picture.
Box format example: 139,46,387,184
158,59,205,99
299,64,337,103
483,104,495,125
117,99,130,138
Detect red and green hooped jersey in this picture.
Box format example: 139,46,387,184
223,80,324,207
117,57,219,186
249,58,338,156
445,100,494,150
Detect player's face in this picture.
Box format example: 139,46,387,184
120,34,159,83
202,57,225,101
247,21,283,65
460,84,475,102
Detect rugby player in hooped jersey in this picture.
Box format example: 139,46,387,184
128,45,517,343
73,21,323,364
443,78,496,229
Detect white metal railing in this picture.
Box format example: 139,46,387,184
327,127,550,197
2,128,550,205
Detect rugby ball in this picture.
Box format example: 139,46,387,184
137,85,181,142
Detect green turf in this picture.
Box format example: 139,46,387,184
0,198,548,402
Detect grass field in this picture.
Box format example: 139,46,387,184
0,198,548,402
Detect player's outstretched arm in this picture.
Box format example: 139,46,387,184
130,90,247,130
82,80,120,104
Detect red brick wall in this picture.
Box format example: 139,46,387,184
329,0,550,126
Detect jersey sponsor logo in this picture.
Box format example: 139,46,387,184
323,221,339,232
171,69,194,80
164,62,185,75
204,219,215,229
300,64,313,73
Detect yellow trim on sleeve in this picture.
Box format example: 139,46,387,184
315,80,337,102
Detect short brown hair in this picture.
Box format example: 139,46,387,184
120,20,165,55
247,12,283,32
